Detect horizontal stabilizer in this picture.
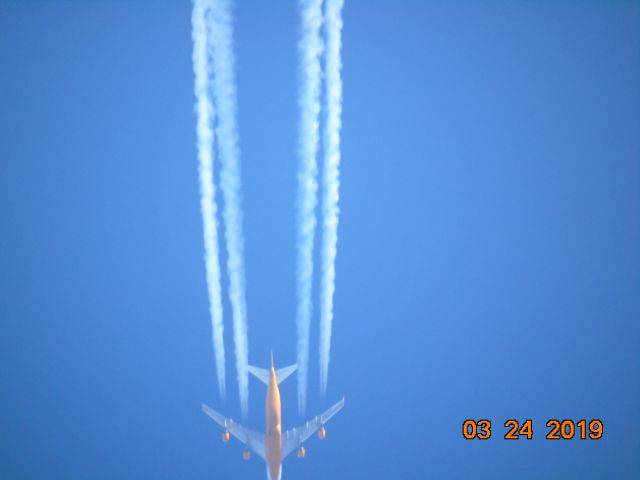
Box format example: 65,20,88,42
248,364,298,386
248,365,270,385
275,364,297,385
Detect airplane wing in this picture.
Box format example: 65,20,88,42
281,397,345,459
201,403,266,460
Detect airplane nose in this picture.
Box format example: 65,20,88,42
268,464,281,480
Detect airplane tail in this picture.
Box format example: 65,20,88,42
249,356,297,386
275,364,297,384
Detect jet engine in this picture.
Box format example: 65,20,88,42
297,446,306,459
318,426,326,440
242,450,251,461
221,430,230,442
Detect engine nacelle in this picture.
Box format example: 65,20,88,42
297,446,306,459
242,450,251,461
318,426,326,440
221,430,230,442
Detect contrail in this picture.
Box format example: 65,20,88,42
209,0,250,418
319,0,344,396
191,0,226,400
296,0,324,415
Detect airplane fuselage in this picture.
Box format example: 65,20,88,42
265,365,282,480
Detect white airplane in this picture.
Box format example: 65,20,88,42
202,353,345,480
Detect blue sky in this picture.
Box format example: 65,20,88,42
1,1,638,478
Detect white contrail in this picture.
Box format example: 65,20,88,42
296,0,324,415
209,0,250,418
191,0,226,400
319,0,344,396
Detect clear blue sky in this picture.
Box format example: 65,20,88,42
1,1,638,478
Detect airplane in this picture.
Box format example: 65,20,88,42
202,353,345,480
